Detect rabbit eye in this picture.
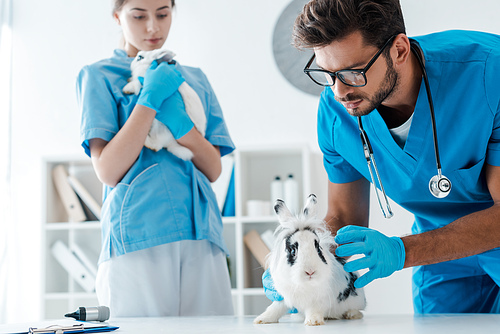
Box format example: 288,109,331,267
137,55,144,61
286,243,297,256
285,241,298,266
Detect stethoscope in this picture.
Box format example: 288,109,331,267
358,41,451,218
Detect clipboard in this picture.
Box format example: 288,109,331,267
29,324,118,333
4,322,118,334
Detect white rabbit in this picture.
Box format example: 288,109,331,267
254,194,366,326
123,49,207,160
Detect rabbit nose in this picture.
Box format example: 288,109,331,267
305,270,315,277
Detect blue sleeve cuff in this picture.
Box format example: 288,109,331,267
392,236,406,271
80,128,116,157
207,135,235,157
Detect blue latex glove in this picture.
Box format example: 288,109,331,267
262,268,283,302
155,90,194,139
262,269,298,313
136,61,185,114
335,225,405,288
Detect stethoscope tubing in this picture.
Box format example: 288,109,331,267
411,42,443,173
358,117,394,218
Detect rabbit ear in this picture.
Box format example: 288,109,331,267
274,199,293,223
150,49,168,59
302,194,317,218
152,49,176,62
135,49,167,63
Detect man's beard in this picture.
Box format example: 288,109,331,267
335,58,399,117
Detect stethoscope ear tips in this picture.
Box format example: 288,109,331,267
429,174,452,198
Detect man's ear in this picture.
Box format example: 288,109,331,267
392,33,411,66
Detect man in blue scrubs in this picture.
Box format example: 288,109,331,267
265,0,500,313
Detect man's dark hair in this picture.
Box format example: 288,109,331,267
293,0,406,50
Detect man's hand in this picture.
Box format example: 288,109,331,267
335,225,405,288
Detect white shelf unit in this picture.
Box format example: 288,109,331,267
41,156,102,320
41,144,327,319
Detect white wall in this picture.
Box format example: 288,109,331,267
7,0,500,322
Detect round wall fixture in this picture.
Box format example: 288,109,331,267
272,0,323,96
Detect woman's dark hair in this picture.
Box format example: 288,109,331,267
293,0,406,50
112,0,176,14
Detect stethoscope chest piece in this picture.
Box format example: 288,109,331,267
429,174,451,198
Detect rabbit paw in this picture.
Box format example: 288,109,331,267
253,313,280,324
342,309,363,320
144,136,163,152
304,313,325,326
254,301,288,324
167,145,194,161
122,82,135,95
122,80,141,95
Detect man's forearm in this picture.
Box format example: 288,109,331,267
402,203,500,268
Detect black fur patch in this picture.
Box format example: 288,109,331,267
303,226,313,233
315,239,327,264
337,272,359,302
335,255,347,265
274,199,285,214
285,234,298,266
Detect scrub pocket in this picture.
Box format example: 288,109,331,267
105,163,190,254
450,157,491,201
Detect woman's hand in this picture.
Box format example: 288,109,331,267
136,61,184,113
155,90,194,140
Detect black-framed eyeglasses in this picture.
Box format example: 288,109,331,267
304,35,396,87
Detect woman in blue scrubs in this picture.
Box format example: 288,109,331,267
264,0,500,314
76,0,234,316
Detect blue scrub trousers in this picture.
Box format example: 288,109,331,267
413,249,500,313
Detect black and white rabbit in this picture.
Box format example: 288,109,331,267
123,49,206,160
254,194,366,326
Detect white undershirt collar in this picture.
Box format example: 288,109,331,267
389,113,414,149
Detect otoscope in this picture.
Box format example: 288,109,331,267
65,306,110,322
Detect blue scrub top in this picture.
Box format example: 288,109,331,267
318,30,500,235
76,49,235,264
